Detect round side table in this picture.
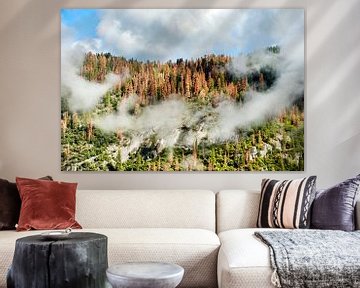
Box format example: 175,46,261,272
7,232,108,288
106,262,184,288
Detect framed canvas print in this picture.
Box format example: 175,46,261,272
61,9,304,171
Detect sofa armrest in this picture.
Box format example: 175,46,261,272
356,200,360,230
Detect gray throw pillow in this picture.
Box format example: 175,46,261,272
311,174,360,231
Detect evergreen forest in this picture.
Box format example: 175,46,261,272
61,46,304,171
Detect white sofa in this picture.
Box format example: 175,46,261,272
1,189,359,288
216,190,360,288
0,190,220,288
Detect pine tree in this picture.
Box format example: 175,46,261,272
86,121,93,142
259,73,265,91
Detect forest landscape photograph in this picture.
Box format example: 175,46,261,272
61,9,305,171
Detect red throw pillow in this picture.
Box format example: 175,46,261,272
0,176,53,230
16,177,82,231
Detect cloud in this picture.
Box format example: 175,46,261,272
94,9,303,61
61,24,128,112
226,49,281,75
95,94,186,143
208,10,304,141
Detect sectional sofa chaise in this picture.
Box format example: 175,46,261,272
0,189,359,288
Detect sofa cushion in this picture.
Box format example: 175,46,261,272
257,177,317,229
216,190,260,233
16,177,81,231
311,174,360,231
76,190,216,231
105,228,219,288
217,228,279,288
0,176,52,230
0,228,220,288
0,179,20,231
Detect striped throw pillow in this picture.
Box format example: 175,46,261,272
257,176,317,229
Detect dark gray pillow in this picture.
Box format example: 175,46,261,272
311,174,360,231
0,179,20,230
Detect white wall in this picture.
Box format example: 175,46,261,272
0,0,359,191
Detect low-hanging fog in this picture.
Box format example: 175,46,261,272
61,24,129,112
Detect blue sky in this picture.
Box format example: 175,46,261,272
61,9,304,62
61,9,99,40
